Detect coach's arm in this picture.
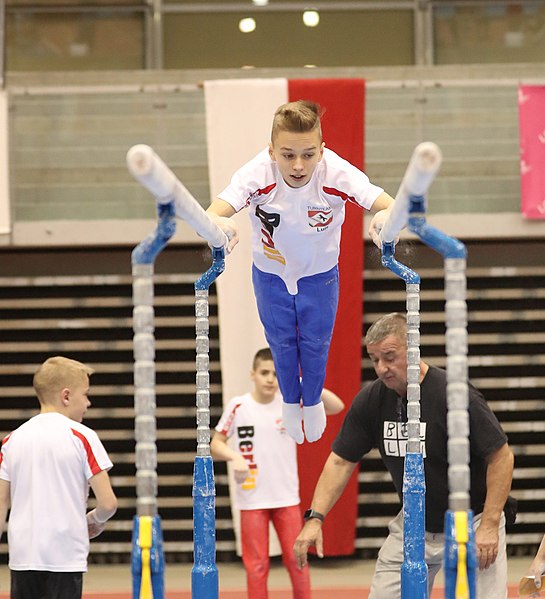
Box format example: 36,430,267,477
293,451,357,569
476,442,514,570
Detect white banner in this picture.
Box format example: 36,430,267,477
204,78,288,556
0,91,10,235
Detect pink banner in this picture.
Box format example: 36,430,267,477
519,85,545,219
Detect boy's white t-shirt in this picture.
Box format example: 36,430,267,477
0,412,113,572
215,392,299,511
218,147,384,294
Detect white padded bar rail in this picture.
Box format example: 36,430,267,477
380,142,442,244
126,144,228,249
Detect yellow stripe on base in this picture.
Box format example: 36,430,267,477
139,516,153,599
454,511,469,599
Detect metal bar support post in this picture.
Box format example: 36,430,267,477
131,201,175,599
191,246,225,599
408,195,476,599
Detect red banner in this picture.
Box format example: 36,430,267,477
519,85,545,219
289,79,364,556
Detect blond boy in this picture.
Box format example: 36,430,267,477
0,356,117,599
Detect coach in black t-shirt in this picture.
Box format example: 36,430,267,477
294,312,514,599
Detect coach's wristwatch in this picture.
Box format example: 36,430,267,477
303,509,325,523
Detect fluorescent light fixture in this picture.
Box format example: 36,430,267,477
303,10,320,27
239,17,257,33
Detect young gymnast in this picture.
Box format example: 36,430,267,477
207,100,395,443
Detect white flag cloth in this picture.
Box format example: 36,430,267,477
204,78,289,556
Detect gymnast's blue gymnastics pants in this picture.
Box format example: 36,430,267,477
252,264,339,407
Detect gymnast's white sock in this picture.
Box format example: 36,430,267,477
303,402,327,443
282,402,304,445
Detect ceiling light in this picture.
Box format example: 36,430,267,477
303,10,320,27
239,17,257,33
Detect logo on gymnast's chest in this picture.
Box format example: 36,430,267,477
255,205,285,265
308,208,333,231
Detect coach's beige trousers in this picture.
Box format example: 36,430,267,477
369,510,508,599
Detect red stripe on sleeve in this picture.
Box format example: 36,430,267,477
245,182,277,206
322,186,359,205
218,402,242,436
71,428,102,476
0,433,13,468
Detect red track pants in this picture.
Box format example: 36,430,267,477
241,505,311,599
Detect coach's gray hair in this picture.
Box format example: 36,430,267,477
364,312,407,346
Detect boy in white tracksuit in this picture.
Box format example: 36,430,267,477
0,356,117,599
211,347,343,599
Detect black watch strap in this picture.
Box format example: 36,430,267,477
303,508,325,523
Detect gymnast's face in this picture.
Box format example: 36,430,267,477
269,129,324,188
366,334,408,397
251,359,279,403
